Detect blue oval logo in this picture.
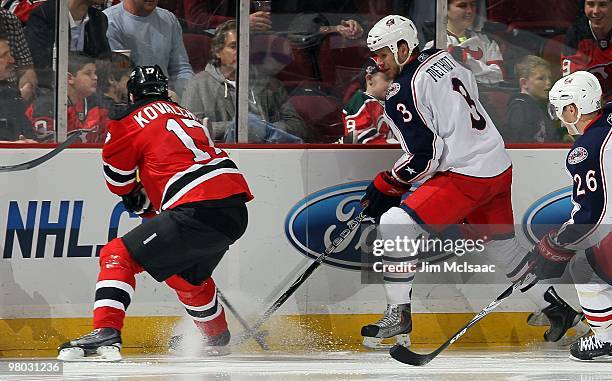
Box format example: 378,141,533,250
285,181,378,271
522,187,573,244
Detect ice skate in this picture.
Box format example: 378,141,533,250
527,286,589,345
569,335,612,361
168,329,231,356
361,303,411,349
57,328,122,362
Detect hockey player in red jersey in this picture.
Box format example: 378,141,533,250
57,65,253,361
358,15,550,349
528,71,612,361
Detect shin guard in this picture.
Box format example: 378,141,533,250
166,275,228,337
94,238,141,331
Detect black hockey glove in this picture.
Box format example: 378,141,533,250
360,171,411,219
122,183,153,216
526,231,576,281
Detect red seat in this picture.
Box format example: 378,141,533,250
487,0,579,29
183,33,212,74
342,81,362,105
317,34,371,95
274,43,317,85
479,90,511,128
289,91,344,143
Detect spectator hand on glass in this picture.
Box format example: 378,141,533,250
249,11,272,32
336,19,363,39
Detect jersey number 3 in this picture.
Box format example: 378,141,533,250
452,78,486,131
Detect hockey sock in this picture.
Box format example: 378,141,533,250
576,283,612,342
166,275,228,337
94,238,141,331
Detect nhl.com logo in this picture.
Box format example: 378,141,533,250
285,182,389,270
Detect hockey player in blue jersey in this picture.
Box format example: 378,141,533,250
528,70,612,361
359,14,545,349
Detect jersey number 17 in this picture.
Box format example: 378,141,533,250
165,117,222,162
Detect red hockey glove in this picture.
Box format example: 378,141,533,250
527,231,576,281
122,183,154,217
360,171,411,219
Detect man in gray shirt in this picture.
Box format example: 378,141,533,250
103,0,193,97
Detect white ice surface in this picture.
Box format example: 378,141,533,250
1,349,610,381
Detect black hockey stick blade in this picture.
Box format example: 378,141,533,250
232,210,369,346
0,131,83,173
389,281,523,366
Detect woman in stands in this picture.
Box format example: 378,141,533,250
426,0,504,85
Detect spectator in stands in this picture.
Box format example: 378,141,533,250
27,53,107,143
1,0,46,25
0,9,37,101
177,0,271,32
0,34,35,142
501,55,563,143
562,0,611,100
425,0,503,85
25,0,110,88
96,51,133,119
181,20,304,143
341,57,395,144
103,0,194,98
277,0,364,40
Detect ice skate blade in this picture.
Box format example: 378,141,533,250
202,346,231,356
57,346,122,362
569,354,612,362
527,310,549,326
362,334,410,350
557,321,591,347
169,346,231,357
57,347,85,362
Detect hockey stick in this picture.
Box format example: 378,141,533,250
0,130,83,173
216,288,269,350
389,279,526,366
232,210,368,346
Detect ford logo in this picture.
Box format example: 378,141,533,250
522,187,573,244
285,182,378,271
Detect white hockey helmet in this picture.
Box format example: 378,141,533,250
367,15,419,67
549,71,602,134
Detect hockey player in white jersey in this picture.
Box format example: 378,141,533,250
526,71,612,361
359,15,534,349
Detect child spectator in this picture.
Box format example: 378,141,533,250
96,51,133,119
425,0,503,85
562,0,611,101
501,55,563,143
341,57,395,144
27,53,107,143
0,34,34,142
